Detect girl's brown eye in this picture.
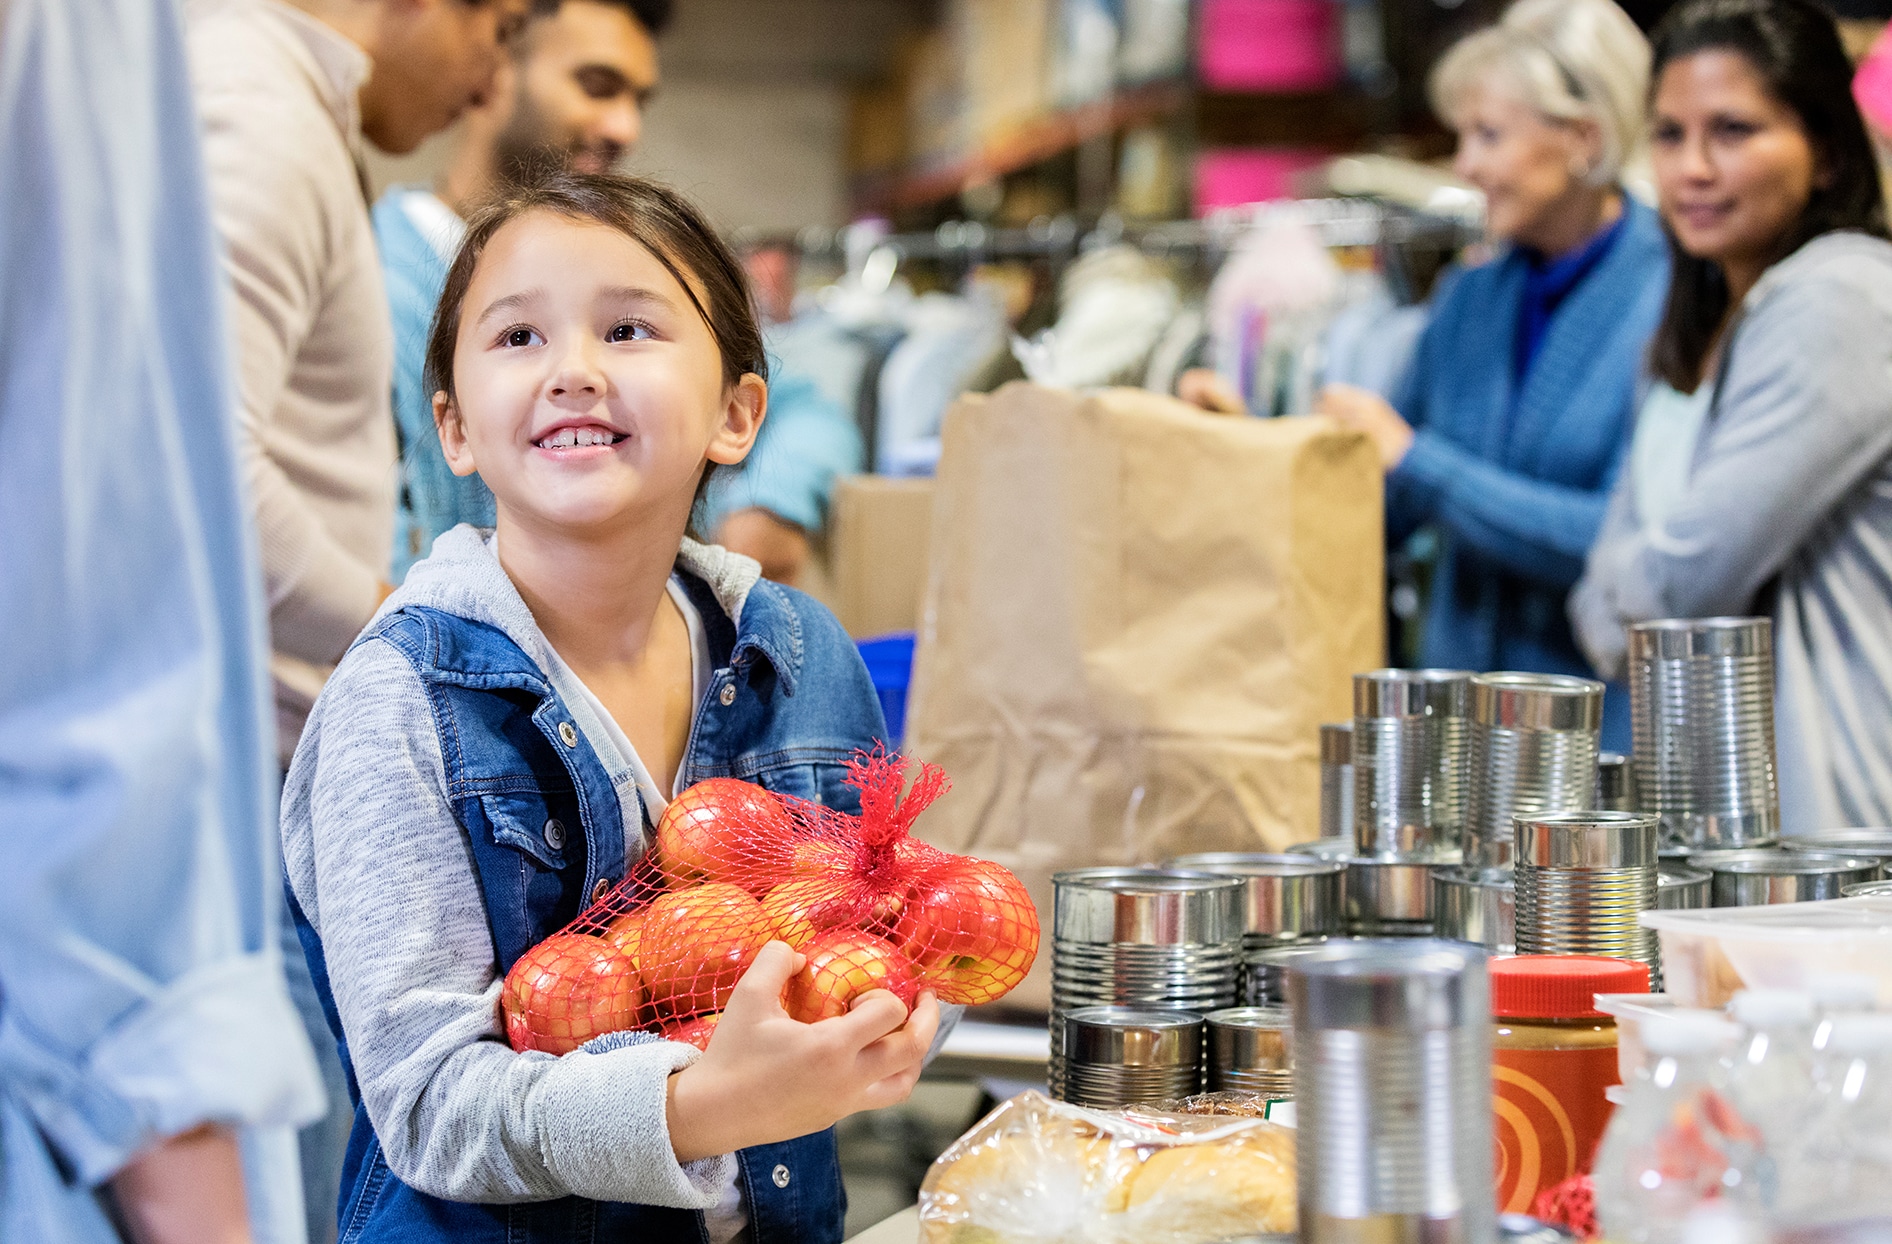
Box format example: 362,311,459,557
506,328,534,348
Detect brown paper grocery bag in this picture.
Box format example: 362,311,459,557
904,383,1384,1011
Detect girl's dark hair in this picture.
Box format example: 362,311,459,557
424,171,767,402
1647,0,1887,392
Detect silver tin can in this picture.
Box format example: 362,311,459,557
1289,940,1494,1244
1596,752,1637,812
1345,852,1454,936
1657,860,1712,910
1464,673,1605,868
1050,869,1243,1098
1629,617,1780,851
1204,1005,1295,1097
1433,864,1516,952
1842,880,1892,897
1165,852,1345,947
1241,942,1339,1006
1687,849,1884,906
1060,1006,1204,1108
1514,811,1661,986
1780,829,1892,860
1322,722,1357,842
1289,837,1356,861
1353,669,1474,859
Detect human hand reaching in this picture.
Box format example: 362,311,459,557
1316,383,1413,470
664,941,939,1162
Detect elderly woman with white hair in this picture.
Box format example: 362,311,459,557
1318,0,1666,748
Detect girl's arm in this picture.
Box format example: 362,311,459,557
1567,265,1892,655
286,641,732,1207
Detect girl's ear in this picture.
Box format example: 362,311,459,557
706,373,767,467
434,391,480,477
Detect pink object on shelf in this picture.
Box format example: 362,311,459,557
1194,148,1331,212
1856,29,1892,138
1198,0,1343,93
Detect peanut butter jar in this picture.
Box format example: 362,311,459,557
1490,954,1651,1213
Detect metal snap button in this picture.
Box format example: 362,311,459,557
558,721,578,748
542,818,566,850
770,1163,791,1188
718,683,737,707
591,878,613,904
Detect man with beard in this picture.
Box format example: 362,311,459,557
376,0,860,585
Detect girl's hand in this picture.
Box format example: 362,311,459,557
665,941,940,1162
1317,383,1414,470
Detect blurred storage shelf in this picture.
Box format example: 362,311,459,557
850,82,1384,215
851,79,1188,213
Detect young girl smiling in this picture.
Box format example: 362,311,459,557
282,174,941,1244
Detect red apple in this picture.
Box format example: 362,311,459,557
603,907,649,970
501,934,642,1055
783,930,919,1023
893,857,1040,1006
760,875,870,949
660,1011,721,1052
654,779,794,894
638,882,774,1018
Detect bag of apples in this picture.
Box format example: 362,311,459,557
502,750,1041,1055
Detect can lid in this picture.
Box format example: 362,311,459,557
1490,955,1650,1019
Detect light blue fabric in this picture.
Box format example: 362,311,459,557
1385,196,1671,749
373,189,493,581
374,189,863,574
0,0,327,1240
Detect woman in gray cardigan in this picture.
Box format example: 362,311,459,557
1572,0,1892,829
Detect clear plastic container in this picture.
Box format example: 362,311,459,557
1595,993,1725,1085
1641,898,1892,1007
1722,990,1817,1217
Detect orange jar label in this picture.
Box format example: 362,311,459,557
1493,1045,1620,1213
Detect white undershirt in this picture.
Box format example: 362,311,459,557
487,536,747,1242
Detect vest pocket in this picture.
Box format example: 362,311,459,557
479,792,574,872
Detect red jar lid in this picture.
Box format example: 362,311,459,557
1490,955,1650,1019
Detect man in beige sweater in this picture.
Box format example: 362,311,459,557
187,2,526,1240
190,0,526,769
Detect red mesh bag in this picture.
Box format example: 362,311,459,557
1530,1173,1598,1240
501,749,1041,1054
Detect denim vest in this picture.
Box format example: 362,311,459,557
292,570,887,1244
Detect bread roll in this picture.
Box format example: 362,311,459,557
1117,1129,1297,1238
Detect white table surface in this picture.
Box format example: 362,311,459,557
848,1205,918,1243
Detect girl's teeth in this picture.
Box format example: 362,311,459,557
539,427,619,448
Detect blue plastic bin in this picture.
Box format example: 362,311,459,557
855,632,916,744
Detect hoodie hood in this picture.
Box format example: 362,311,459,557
380,524,762,681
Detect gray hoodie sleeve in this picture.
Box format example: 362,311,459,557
282,637,735,1207
1571,242,1892,677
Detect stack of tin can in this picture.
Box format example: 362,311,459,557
1628,617,1780,852
1289,940,1494,1244
1513,811,1663,987
1166,852,1343,1005
1203,1005,1295,1098
1462,673,1605,868
1047,868,1242,1101
1058,1006,1205,1109
1346,669,1472,936
1320,722,1356,842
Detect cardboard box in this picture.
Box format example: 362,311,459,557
827,476,936,639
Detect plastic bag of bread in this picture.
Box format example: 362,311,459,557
919,1090,1295,1243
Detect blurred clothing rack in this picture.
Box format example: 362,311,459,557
744,197,1484,276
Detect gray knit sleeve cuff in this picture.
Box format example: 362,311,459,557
533,1031,734,1208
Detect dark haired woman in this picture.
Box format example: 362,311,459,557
1572,0,1892,829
